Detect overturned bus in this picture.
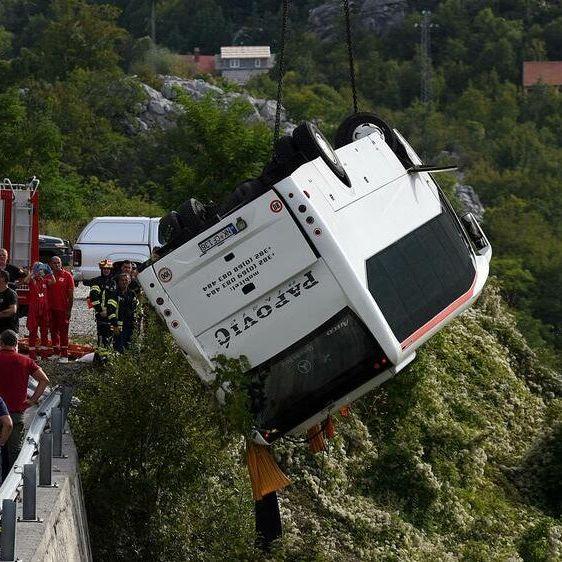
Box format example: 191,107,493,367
138,115,491,444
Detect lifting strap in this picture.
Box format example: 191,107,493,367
273,0,290,148
247,441,291,501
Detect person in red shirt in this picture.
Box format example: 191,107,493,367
0,329,49,481
26,262,55,360
47,256,74,363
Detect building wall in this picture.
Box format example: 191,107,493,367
220,68,271,85
215,56,274,71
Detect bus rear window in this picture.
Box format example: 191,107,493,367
250,308,387,437
366,202,475,344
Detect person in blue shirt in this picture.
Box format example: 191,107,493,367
0,396,13,451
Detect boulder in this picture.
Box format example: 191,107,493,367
455,183,485,221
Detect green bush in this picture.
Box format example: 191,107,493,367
72,314,260,561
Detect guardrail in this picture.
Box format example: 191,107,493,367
0,385,74,561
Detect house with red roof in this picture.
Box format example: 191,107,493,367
523,61,562,90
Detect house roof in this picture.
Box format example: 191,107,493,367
523,61,562,87
183,54,216,74
220,46,271,59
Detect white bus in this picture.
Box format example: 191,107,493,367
139,117,491,444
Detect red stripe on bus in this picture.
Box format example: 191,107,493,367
400,276,477,350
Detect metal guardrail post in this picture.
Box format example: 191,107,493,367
39,433,53,487
51,407,63,458
60,385,73,426
21,464,37,521
0,499,16,561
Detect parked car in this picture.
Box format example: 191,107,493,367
72,217,162,282
39,234,73,266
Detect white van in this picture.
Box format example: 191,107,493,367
73,217,162,282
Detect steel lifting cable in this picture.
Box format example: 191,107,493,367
343,0,358,114
273,0,289,147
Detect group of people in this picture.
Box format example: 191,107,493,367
0,248,143,359
87,259,141,353
0,251,143,481
0,249,74,362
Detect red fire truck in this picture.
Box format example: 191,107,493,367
0,177,40,312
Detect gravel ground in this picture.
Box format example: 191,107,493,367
19,282,97,342
69,283,96,340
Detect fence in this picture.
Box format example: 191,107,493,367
0,385,74,561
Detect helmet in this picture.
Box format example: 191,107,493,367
99,259,113,269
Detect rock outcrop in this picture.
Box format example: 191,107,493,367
456,183,485,221
132,76,294,134
309,0,408,42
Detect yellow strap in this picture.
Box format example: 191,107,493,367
246,441,291,501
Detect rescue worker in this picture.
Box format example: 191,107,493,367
107,273,139,353
0,249,26,287
0,329,49,480
27,262,54,360
89,259,116,347
47,256,74,363
118,261,141,296
0,271,18,334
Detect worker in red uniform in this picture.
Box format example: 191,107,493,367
27,262,54,360
47,256,74,363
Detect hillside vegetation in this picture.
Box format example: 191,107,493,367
72,284,562,560
1,0,560,363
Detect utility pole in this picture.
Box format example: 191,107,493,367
417,10,435,104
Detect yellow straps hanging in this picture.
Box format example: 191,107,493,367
246,441,291,501
307,424,326,453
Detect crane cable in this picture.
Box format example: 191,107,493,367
273,0,290,147
343,0,358,114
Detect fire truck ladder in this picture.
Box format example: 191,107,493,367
1,177,39,268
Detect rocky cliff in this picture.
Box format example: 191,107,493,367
130,76,294,134
309,0,409,42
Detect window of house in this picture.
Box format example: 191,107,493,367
229,58,240,68
255,58,261,68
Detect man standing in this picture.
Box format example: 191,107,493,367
0,271,18,335
0,248,26,286
89,259,115,347
107,273,139,353
0,330,49,480
118,261,141,296
47,256,74,363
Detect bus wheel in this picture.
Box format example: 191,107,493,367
292,121,351,187
334,112,397,151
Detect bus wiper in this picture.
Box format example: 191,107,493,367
407,164,458,174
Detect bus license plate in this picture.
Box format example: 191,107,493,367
199,223,238,253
